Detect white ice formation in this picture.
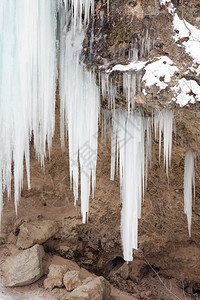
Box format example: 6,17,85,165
154,110,174,178
184,150,196,237
104,109,174,261
0,0,57,220
59,0,100,223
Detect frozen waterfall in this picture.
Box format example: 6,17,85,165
59,0,99,223
104,109,174,261
0,0,57,220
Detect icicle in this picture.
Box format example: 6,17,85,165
100,73,116,109
59,0,99,223
140,29,151,58
109,109,147,261
145,117,152,187
123,73,136,111
154,110,174,178
0,1,57,218
184,150,196,237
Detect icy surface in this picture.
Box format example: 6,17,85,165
142,56,178,91
59,0,99,223
0,0,57,220
184,150,196,237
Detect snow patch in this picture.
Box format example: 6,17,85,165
160,0,175,15
142,56,178,91
173,13,200,74
172,78,200,106
111,60,147,72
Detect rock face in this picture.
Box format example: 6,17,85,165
1,244,45,287
43,264,68,290
69,276,111,300
16,220,59,249
63,270,82,291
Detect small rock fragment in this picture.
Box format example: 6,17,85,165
43,264,69,290
63,270,82,291
69,276,111,300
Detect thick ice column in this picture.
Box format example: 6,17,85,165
0,1,57,217
109,110,148,261
59,0,99,223
184,150,196,237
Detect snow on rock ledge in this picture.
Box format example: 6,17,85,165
142,56,178,91
172,78,200,107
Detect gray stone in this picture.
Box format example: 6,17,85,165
63,270,82,291
69,276,111,300
16,220,59,249
1,244,45,287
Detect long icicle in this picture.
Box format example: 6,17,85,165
0,0,57,222
59,0,99,223
184,150,196,237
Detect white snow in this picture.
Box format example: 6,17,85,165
173,13,200,75
159,0,175,15
142,56,178,91
111,60,147,72
172,78,200,106
184,150,196,237
59,0,99,223
0,0,57,220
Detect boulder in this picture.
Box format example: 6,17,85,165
16,220,59,249
44,264,68,290
1,244,45,287
63,270,82,291
69,276,111,300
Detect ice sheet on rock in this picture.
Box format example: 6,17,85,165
184,150,196,237
0,0,57,220
59,0,99,223
172,78,200,106
142,56,178,91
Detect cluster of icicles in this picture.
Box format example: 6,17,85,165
0,0,195,262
